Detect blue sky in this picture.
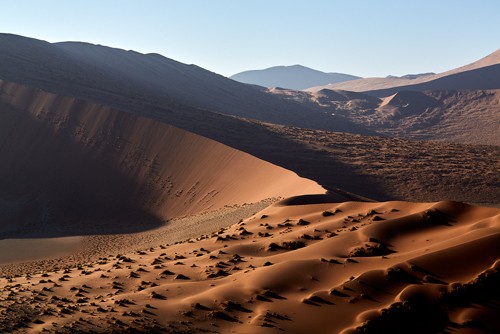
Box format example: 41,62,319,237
1,0,499,77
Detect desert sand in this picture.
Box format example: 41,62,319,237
0,82,497,334
0,237,82,265
0,197,498,333
0,34,498,334
0,79,324,238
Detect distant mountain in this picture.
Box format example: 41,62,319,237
230,65,360,90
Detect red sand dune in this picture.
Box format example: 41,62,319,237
0,198,497,333
0,80,324,236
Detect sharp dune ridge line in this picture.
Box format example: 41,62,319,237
0,79,324,237
0,199,498,333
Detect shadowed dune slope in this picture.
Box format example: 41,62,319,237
0,80,324,236
1,198,498,333
0,33,370,135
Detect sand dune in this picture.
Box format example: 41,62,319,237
0,34,498,334
436,48,500,77
0,33,369,135
6,79,498,209
378,90,439,111
0,197,497,333
307,49,500,93
366,63,500,97
0,80,324,238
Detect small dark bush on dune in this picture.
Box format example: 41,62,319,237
350,242,394,257
268,240,306,251
322,210,335,217
281,240,306,250
297,219,310,226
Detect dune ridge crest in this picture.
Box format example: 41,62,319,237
0,80,324,236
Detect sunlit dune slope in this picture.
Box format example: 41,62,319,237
1,197,498,333
0,80,324,236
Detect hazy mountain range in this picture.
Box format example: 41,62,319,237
230,64,360,90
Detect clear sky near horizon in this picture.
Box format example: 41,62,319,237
1,0,499,78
